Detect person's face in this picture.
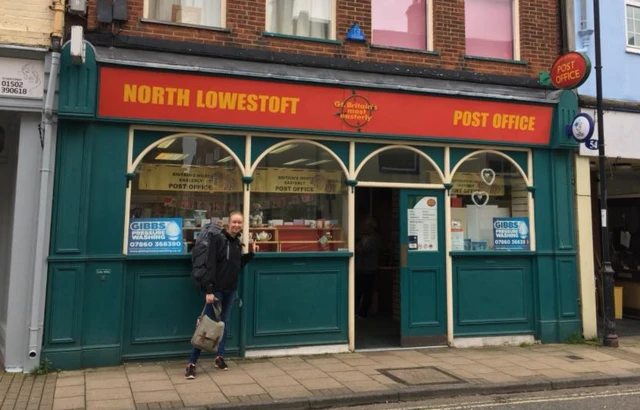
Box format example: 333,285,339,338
229,214,243,235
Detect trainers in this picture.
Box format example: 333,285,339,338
215,356,228,370
184,364,196,379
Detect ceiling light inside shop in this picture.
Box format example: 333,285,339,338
306,160,332,166
157,138,176,149
269,144,298,154
283,158,309,165
155,153,189,161
217,156,234,163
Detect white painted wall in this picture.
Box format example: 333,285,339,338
579,109,640,160
0,112,20,366
2,113,41,371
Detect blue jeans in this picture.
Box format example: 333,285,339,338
188,290,236,364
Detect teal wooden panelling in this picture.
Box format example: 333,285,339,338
552,151,576,250
58,43,97,117
355,143,444,176
457,268,527,324
453,256,534,336
408,267,441,326
551,91,580,149
254,270,341,336
51,124,87,254
244,257,348,348
82,262,124,345
450,149,475,171
250,137,347,171
251,137,286,164
558,258,578,318
122,260,213,358
87,124,128,255
450,148,528,177
132,130,245,168
532,149,554,251
47,264,83,344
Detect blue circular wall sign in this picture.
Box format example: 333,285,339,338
570,113,595,143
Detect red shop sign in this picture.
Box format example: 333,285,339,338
550,52,591,90
98,66,554,145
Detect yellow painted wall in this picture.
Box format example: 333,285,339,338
575,155,597,338
0,0,53,47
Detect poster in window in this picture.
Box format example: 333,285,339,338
492,217,530,250
128,218,184,254
407,196,438,251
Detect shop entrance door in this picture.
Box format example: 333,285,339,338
399,189,447,346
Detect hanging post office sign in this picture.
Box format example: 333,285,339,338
0,57,45,99
549,52,591,90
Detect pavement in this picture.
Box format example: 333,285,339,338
4,336,640,410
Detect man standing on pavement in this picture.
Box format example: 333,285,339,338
185,211,257,379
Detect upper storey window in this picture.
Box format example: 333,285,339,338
372,0,431,51
627,1,640,51
144,0,226,29
465,0,519,60
267,0,335,40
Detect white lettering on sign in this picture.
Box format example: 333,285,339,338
0,57,44,99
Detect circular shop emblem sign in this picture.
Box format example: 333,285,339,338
570,113,595,143
335,94,376,129
550,52,591,90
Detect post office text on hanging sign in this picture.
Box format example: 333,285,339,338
98,67,554,145
550,52,591,90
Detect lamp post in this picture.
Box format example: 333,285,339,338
593,0,618,347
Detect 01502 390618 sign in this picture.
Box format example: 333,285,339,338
2,80,27,95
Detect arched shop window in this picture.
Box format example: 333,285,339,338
250,142,348,252
357,148,443,184
450,152,530,251
128,136,243,255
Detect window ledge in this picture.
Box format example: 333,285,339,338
254,251,353,259
369,44,440,56
140,18,232,33
464,55,528,66
626,46,640,55
450,251,535,257
262,31,342,45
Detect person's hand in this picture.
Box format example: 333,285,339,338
206,294,215,304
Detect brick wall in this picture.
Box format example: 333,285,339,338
83,0,560,80
0,0,53,47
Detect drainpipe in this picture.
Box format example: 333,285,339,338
27,0,63,366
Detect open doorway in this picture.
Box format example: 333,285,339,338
354,187,400,349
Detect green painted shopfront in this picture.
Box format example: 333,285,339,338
44,43,584,369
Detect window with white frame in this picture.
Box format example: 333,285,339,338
627,1,640,49
144,0,225,28
267,0,334,40
372,0,430,50
465,0,518,60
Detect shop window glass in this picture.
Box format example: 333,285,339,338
358,148,442,184
372,0,428,50
465,0,515,60
128,136,242,255
250,143,347,252
267,0,334,40
450,153,530,251
144,0,224,28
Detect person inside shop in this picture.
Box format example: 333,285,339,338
185,211,258,379
355,218,382,319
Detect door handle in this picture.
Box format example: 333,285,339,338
401,244,407,268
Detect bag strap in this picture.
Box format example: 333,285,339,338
202,302,222,321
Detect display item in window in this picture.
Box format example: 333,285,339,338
250,202,264,226
186,211,257,377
